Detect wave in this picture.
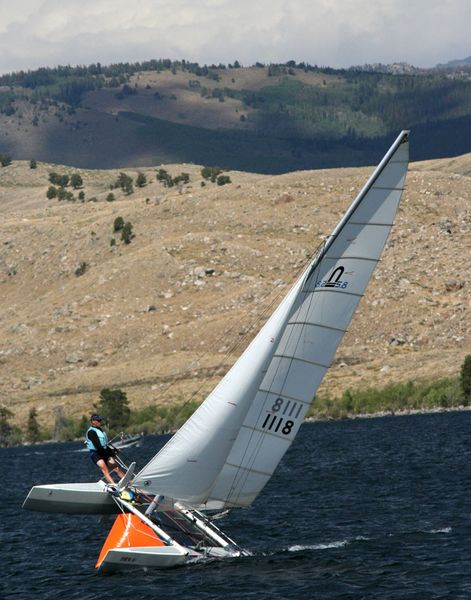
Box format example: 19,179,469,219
287,536,369,552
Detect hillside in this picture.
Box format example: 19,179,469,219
2,61,471,172
0,153,469,430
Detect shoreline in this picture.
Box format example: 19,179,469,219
306,404,471,423
3,404,470,449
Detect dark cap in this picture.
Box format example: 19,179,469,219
90,414,103,422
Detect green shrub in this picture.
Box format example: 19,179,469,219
53,414,88,442
113,216,125,232
30,158,37,169
113,172,134,194
217,175,231,186
173,172,190,185
308,377,463,419
106,192,115,202
156,168,174,187
46,185,57,199
136,172,147,187
129,400,201,434
57,187,73,201
201,166,222,182
121,221,134,244
70,173,83,189
0,154,12,167
49,172,70,187
58,174,69,187
74,261,88,276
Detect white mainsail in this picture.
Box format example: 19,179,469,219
133,131,410,508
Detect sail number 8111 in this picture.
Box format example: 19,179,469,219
260,397,304,436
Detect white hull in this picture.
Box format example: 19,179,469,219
98,546,189,572
22,482,119,514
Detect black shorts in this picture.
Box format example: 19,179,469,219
90,451,106,465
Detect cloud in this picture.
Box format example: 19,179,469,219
0,0,470,75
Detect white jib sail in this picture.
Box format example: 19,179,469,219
134,131,410,508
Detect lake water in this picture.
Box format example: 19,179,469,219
3,411,471,599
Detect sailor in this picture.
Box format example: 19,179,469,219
85,414,125,484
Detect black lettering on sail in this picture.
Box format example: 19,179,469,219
325,266,344,287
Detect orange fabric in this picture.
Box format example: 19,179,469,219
96,513,165,568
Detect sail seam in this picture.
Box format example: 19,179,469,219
272,354,331,369
348,222,393,227
224,462,272,477
241,423,296,441
286,321,347,334
371,186,405,191
302,289,364,299
306,256,379,263
257,388,312,405
207,496,253,506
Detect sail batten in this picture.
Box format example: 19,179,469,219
272,354,331,369
301,289,365,298
133,131,410,509
225,462,273,476
257,389,314,404
288,321,347,333
348,222,394,227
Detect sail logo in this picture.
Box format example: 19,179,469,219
315,266,349,289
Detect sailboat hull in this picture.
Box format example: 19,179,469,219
98,546,189,572
22,482,119,514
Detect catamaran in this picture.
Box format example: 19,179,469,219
23,130,410,571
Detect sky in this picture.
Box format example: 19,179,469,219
0,0,470,75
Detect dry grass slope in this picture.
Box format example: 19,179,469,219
0,155,470,429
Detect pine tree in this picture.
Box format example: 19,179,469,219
136,172,147,187
121,222,134,244
461,355,471,403
0,406,13,446
26,407,40,443
96,389,130,431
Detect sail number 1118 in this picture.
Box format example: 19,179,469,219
261,414,294,435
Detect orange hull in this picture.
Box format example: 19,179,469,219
96,513,165,569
